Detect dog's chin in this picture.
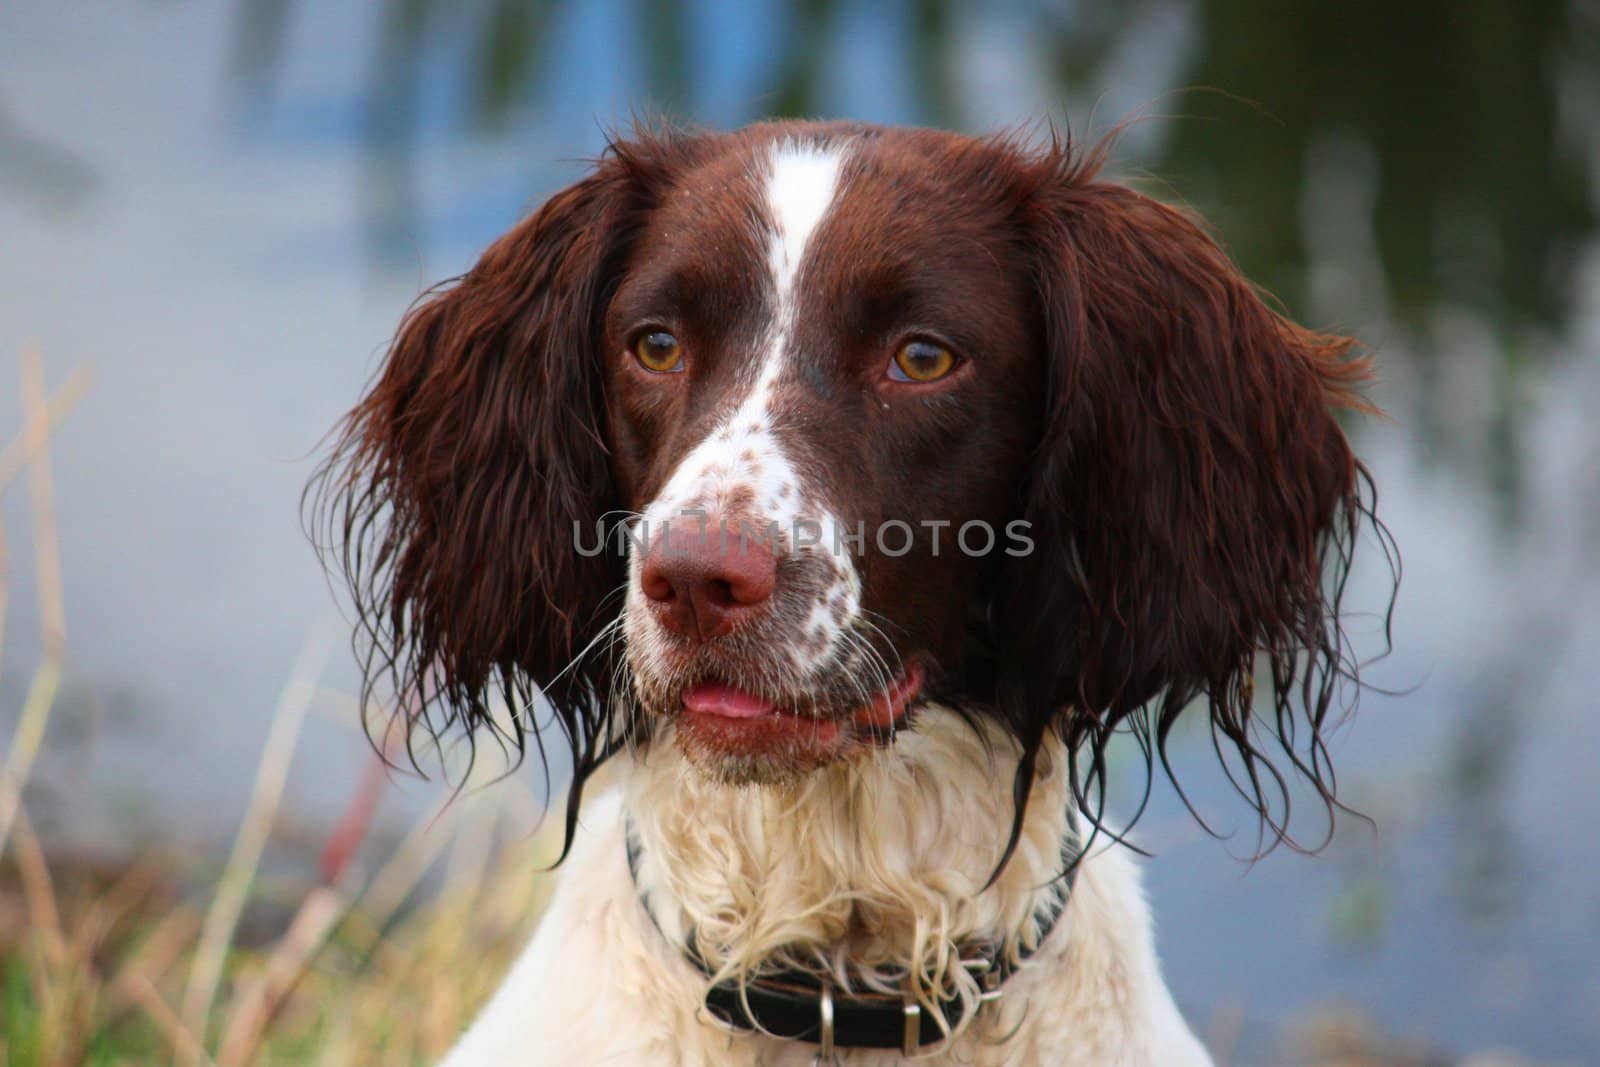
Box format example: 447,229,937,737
673,718,852,787
643,662,926,787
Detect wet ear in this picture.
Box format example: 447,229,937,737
310,136,682,846
1004,151,1390,845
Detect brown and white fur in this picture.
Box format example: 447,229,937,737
313,120,1389,1065
445,719,1208,1065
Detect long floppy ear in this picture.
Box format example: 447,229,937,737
309,135,684,854
1000,142,1394,851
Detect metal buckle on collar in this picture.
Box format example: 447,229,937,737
901,998,921,1056
811,983,839,1066
900,973,1005,1056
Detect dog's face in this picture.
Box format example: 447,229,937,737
317,121,1387,853
603,133,1043,782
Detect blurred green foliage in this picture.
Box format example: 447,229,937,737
1159,0,1592,335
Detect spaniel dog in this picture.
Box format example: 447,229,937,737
313,121,1390,1065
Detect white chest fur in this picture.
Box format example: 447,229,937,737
441,712,1211,1066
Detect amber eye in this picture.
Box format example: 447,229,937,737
889,339,957,383
632,330,684,373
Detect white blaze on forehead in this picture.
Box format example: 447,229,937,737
766,143,844,304
629,139,862,675
644,139,846,523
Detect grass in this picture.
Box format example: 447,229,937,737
0,791,557,1065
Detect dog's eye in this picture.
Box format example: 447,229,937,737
889,340,957,383
633,331,684,373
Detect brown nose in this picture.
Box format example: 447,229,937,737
640,523,777,640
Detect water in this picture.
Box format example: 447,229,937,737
1,1,1596,1060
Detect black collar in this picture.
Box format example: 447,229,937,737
625,816,1078,1058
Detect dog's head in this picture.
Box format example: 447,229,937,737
313,121,1391,860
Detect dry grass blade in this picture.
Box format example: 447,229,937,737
423,793,498,956
5,791,63,967
178,622,336,1061
0,349,76,859
337,793,459,956
18,349,66,658
0,663,62,861
0,360,93,496
216,886,346,1066
123,973,218,1067
0,510,9,692
7,799,93,1064
107,906,202,1015
90,857,167,936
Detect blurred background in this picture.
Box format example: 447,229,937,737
1,1,1597,1063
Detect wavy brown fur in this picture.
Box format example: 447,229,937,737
986,132,1396,871
308,122,1398,873
308,129,711,855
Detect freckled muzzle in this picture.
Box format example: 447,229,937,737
620,508,914,780
624,510,861,690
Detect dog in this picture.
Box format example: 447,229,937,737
313,120,1390,1065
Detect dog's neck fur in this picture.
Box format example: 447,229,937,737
625,709,1074,1010
443,705,1211,1065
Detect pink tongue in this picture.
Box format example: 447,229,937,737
683,682,777,719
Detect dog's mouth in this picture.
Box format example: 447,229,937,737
669,663,925,783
